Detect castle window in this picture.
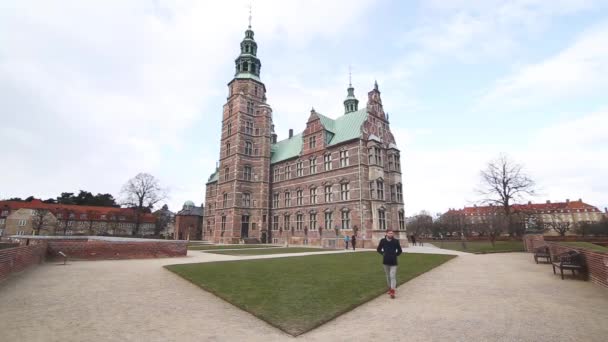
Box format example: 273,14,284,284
396,184,403,203
273,193,280,208
341,210,350,229
340,150,349,167
285,165,292,180
272,216,279,231
251,63,256,73
324,212,333,229
221,216,226,232
273,168,279,182
284,214,291,230
296,214,303,230
310,188,317,204
375,147,383,166
244,166,252,181
223,193,228,208
324,185,333,202
378,209,386,230
391,185,396,202
227,122,232,135
245,121,254,134
296,161,304,177
247,101,254,114
324,153,332,171
254,86,258,96
377,180,384,200
242,193,251,208
284,191,291,207
369,181,376,199
226,141,231,156
310,213,317,230
309,157,317,174
228,104,233,116
395,155,401,171
309,136,316,149
245,141,253,155
243,61,249,72
224,167,230,181
297,190,304,206
340,183,350,201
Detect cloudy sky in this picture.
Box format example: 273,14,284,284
1,0,607,215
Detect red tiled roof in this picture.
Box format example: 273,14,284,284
0,199,155,223
448,199,601,216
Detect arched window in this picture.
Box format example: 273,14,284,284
244,165,252,181
242,193,251,207
245,141,253,155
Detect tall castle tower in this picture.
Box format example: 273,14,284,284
206,18,274,243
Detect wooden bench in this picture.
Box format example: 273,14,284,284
533,246,551,264
552,251,585,280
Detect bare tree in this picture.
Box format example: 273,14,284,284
408,211,433,239
539,213,571,237
121,173,167,236
477,208,509,246
57,209,75,235
478,154,535,237
85,210,99,235
31,209,54,235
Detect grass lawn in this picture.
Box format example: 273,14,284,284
188,244,280,251
166,252,455,336
557,242,608,253
205,247,328,256
433,240,525,254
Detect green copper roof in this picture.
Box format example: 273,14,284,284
234,72,261,82
206,168,219,184
270,109,368,164
271,133,303,164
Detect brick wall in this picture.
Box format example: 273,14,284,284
45,239,187,260
524,234,608,289
0,242,47,282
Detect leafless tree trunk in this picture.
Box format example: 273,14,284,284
120,173,167,236
478,154,535,237
32,209,53,235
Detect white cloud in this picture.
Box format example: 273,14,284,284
0,0,375,211
476,22,608,109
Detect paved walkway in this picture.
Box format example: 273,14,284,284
1,248,607,341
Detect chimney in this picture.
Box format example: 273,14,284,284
271,133,277,144
528,201,532,205
289,129,293,138
566,199,570,203
546,200,551,204
578,198,582,202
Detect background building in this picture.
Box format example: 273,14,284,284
174,201,204,240
0,199,156,237
443,199,605,236
204,23,406,246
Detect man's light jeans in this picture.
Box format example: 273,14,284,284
383,265,397,289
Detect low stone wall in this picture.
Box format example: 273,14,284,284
0,242,47,282
46,239,187,260
524,234,608,289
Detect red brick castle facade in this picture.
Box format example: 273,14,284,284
204,23,406,247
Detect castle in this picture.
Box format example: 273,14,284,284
203,22,406,247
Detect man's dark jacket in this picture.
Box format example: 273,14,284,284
377,237,403,266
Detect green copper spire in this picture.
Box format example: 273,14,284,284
343,66,359,114
234,10,261,82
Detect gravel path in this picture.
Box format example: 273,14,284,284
1,249,606,342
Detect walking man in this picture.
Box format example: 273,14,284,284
351,234,357,251
411,234,417,246
377,229,403,299
344,234,350,250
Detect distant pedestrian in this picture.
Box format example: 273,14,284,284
351,235,357,251
410,235,417,246
344,235,350,249
377,229,403,299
